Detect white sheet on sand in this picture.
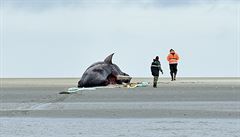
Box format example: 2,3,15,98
62,82,150,94
67,87,96,92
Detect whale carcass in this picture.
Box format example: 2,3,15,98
78,53,131,87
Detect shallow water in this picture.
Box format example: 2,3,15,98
1,118,240,137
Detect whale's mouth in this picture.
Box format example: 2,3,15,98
107,74,132,85
117,75,132,84
107,74,117,84
107,74,118,85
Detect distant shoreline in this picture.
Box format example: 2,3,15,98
1,77,239,88
1,77,240,79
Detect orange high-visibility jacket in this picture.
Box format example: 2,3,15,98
167,53,179,64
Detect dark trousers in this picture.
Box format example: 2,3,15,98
153,76,158,87
169,64,178,80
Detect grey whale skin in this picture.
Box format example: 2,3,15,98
78,53,131,87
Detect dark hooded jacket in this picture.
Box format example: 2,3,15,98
151,59,163,76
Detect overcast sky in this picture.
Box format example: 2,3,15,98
0,0,239,78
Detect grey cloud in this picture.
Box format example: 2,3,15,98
2,0,240,10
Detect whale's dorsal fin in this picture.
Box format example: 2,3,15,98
104,53,114,64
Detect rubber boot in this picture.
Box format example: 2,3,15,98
153,83,157,88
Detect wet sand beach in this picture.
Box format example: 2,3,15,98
1,77,239,118
0,78,240,137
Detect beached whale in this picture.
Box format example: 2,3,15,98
78,53,131,87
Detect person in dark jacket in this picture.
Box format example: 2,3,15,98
151,56,163,88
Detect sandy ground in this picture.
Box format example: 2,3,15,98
0,77,240,118
0,78,240,137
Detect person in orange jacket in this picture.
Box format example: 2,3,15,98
167,49,180,81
